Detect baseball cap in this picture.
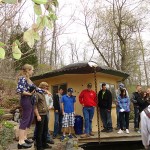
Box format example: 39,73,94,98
119,83,124,88
67,88,73,93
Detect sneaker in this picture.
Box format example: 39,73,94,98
90,132,94,136
80,134,90,138
126,129,129,134
137,130,141,134
60,135,66,141
68,134,73,139
117,129,124,134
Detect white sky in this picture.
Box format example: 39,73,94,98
19,0,150,65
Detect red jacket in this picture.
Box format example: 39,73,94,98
79,89,97,107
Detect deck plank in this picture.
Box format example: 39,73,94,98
76,127,142,144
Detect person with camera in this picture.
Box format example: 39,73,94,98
16,64,51,149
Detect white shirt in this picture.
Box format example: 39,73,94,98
45,94,53,109
141,105,150,149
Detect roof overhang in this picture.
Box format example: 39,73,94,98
31,62,129,81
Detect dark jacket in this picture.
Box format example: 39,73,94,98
53,93,61,112
35,93,48,115
131,92,147,112
98,89,112,110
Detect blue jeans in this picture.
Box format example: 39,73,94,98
46,112,51,140
100,108,112,130
83,107,95,134
134,106,140,129
116,106,126,128
119,112,129,130
53,112,63,136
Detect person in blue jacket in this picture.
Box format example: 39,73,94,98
117,88,130,134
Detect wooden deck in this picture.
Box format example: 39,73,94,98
76,128,141,144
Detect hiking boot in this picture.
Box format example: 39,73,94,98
90,132,94,136
80,134,90,138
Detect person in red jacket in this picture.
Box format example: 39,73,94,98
79,83,96,138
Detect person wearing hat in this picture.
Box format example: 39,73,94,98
115,83,129,130
79,83,96,138
61,88,76,141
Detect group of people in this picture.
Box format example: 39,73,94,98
16,64,77,150
16,63,150,150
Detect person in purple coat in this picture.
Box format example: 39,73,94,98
16,64,50,149
117,88,130,134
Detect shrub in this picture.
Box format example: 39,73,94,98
0,109,4,116
0,121,15,150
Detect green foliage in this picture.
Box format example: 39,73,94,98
12,41,22,60
2,121,14,129
7,27,38,70
0,123,14,150
0,79,19,109
32,0,47,5
1,0,59,60
23,0,58,48
23,29,35,48
35,64,52,75
0,109,4,116
34,3,42,15
0,47,5,59
0,42,5,47
2,0,17,4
